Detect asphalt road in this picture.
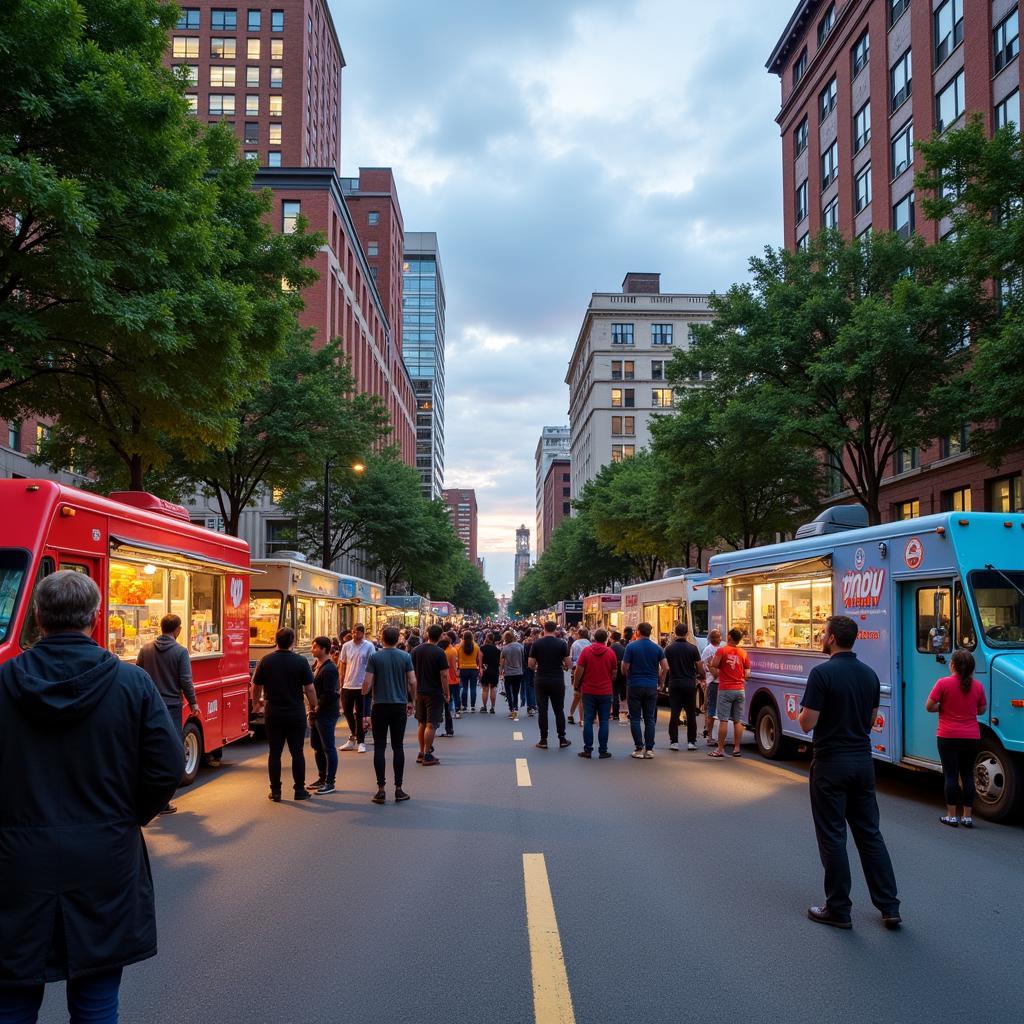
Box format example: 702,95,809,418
37,701,1024,1024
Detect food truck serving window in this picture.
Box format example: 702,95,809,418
0,550,30,643
727,571,831,650
108,559,222,661
250,591,283,645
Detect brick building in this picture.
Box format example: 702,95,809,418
767,0,1023,518
541,458,572,555
443,488,479,566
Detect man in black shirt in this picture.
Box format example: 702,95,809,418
307,635,340,794
251,627,318,802
528,621,571,749
664,623,705,750
799,615,900,930
411,624,450,767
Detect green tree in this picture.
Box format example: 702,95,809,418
510,567,548,617
0,0,318,489
533,513,631,604
917,117,1024,460
679,230,975,523
448,558,498,616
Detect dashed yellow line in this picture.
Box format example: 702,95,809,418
523,853,576,1024
516,758,532,786
513,730,524,741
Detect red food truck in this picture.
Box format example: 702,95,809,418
0,480,253,784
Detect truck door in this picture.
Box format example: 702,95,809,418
55,557,104,646
900,581,954,762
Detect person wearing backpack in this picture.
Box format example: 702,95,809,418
573,628,618,759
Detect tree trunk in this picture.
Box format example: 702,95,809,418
128,455,144,491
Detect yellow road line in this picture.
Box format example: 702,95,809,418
513,730,524,741
516,758,532,786
523,853,576,1024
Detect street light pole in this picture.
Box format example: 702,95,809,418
322,457,332,570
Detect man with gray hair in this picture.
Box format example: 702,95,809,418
137,613,199,814
0,570,183,1019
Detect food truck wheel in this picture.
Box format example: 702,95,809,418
181,720,204,786
755,704,789,760
973,737,1021,821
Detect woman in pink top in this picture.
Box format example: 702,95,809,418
926,649,987,828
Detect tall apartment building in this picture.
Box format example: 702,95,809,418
565,274,713,499
403,233,447,500
514,525,531,584
163,2,417,561
443,488,479,566
768,0,1023,519
541,458,572,556
534,426,571,556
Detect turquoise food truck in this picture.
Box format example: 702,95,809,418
705,508,1024,820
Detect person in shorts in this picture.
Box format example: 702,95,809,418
412,624,450,766
701,628,723,744
709,628,750,757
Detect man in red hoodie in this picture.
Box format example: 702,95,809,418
573,628,619,759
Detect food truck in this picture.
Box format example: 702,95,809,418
705,507,1024,820
582,593,622,632
620,569,710,644
0,481,254,784
556,600,583,628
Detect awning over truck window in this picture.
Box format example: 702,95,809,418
696,555,832,587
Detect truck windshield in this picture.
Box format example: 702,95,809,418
970,570,1024,647
0,550,30,642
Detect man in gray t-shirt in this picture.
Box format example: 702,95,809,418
362,627,415,803
500,632,526,722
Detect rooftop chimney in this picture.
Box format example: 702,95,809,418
622,272,660,295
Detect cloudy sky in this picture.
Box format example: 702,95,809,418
330,0,796,596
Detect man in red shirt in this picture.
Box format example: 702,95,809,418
709,628,750,758
573,628,619,759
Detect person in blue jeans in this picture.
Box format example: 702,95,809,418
0,969,123,1024
573,628,618,758
622,621,668,758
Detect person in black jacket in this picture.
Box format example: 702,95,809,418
0,569,183,1020
137,613,199,814
307,635,340,794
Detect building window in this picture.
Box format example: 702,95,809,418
995,89,1020,130
268,124,282,145
895,447,918,474
934,0,964,66
611,359,634,381
185,95,198,112
651,360,666,381
623,389,635,408
208,94,235,116
851,30,870,77
819,76,838,121
172,36,200,58
175,64,198,87
794,116,808,156
266,520,296,555
244,121,259,144
563,502,571,515
246,65,259,86
893,192,915,238
367,242,378,257
651,324,673,346
209,65,235,87
611,415,628,436
988,475,1023,512
611,444,636,463
282,200,300,234
853,101,871,153
895,499,920,520
176,8,200,30
368,212,380,225
855,164,872,213
210,37,236,59
611,323,634,346
241,94,257,116
889,0,910,27
796,179,808,221
271,9,284,31
247,8,260,31
793,48,808,86
652,388,674,408
941,425,970,459
821,141,839,190
267,151,281,167
817,3,835,46
994,10,1020,73
35,424,50,453
891,121,914,178
211,9,237,31
268,95,282,117
890,50,912,112
7,422,21,450
271,39,283,60
611,388,623,408
822,195,839,229
270,67,283,88
943,486,971,512
797,232,809,250
247,38,261,59
936,70,965,134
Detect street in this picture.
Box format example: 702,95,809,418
38,705,1024,1024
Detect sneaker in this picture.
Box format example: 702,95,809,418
455,711,462,719
599,751,612,759
567,715,575,725
422,754,440,766
470,707,476,713
371,789,386,805
512,713,519,722
940,815,959,827
445,731,455,737
881,911,902,930
306,779,326,791
528,710,535,717
338,739,356,751
294,790,312,801
578,750,592,759
669,742,680,751
643,750,654,759
960,817,974,828
395,788,411,802
558,737,571,749
158,804,178,815
687,742,697,751
316,783,337,795
357,743,367,753
489,707,495,714
630,749,645,759
268,791,281,802
535,740,548,749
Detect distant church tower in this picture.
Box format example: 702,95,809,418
514,525,531,584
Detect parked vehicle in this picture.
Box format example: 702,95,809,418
582,593,622,633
